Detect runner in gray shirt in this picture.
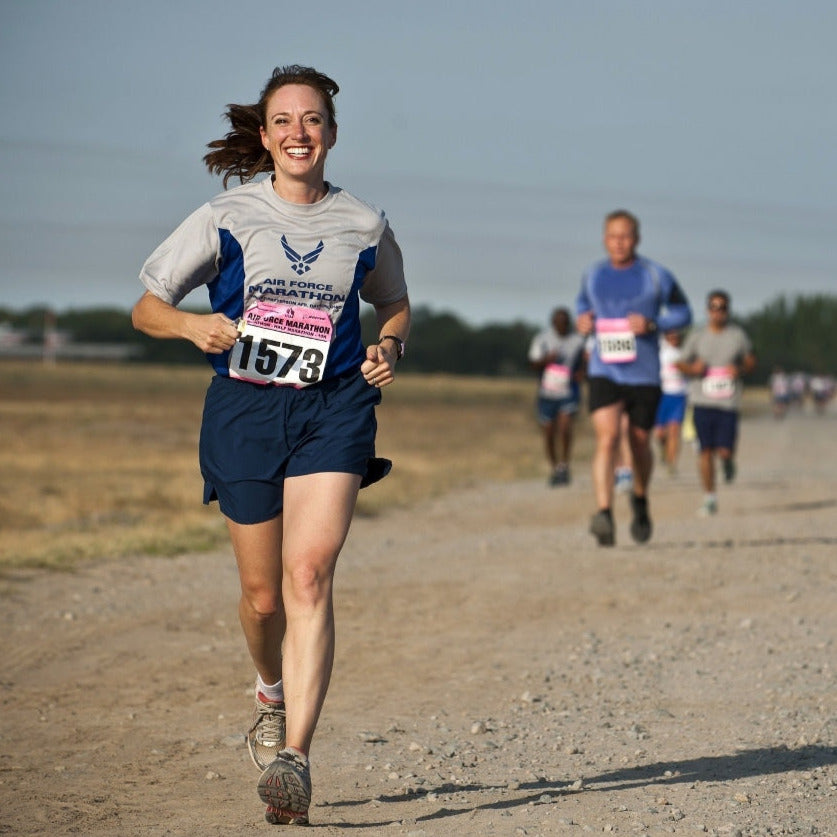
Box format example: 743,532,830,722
678,290,756,516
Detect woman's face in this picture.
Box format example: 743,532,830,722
260,84,337,190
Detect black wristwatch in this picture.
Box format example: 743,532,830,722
379,334,405,359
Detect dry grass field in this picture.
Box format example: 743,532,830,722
0,360,580,570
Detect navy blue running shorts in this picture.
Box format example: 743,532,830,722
199,371,389,524
536,388,580,424
587,376,662,432
692,405,739,452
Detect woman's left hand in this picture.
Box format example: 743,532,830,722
361,342,397,388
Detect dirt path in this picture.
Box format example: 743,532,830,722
2,408,836,836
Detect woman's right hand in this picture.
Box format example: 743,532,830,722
184,312,240,354
132,292,239,353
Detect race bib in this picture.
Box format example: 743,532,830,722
541,363,571,398
702,366,736,400
229,301,332,387
596,318,636,364
661,362,685,392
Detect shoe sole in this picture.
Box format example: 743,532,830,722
258,761,311,825
265,805,309,826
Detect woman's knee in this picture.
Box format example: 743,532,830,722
283,556,336,609
240,582,282,622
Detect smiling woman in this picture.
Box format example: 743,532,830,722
129,64,411,827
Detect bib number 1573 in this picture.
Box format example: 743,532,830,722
228,302,333,388
232,334,324,384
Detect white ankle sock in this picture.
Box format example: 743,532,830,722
257,674,284,702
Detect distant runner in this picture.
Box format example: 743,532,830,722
614,412,634,494
653,330,688,475
809,374,836,414
528,307,586,485
576,210,692,546
769,366,791,419
677,290,755,516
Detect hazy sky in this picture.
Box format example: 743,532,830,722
1,0,835,325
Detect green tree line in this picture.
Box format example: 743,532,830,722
2,294,836,382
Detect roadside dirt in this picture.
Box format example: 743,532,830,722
1,408,835,835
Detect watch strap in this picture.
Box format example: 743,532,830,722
378,334,404,359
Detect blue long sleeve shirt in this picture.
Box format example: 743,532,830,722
576,256,692,385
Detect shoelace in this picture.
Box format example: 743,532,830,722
251,700,285,745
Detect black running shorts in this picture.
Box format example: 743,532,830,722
587,376,662,432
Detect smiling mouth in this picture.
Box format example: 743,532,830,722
286,147,312,159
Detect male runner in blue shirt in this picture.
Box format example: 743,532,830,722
576,210,692,546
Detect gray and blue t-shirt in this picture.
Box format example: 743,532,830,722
140,178,407,380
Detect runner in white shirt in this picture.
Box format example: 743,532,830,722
809,374,836,414
652,330,688,474
528,308,586,485
769,366,791,419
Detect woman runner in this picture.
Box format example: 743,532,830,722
132,65,410,825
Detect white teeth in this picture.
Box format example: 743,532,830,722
286,148,310,157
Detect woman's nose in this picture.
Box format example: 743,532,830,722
290,119,308,139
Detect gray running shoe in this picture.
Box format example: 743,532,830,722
697,496,718,517
246,691,286,771
589,509,615,546
258,749,311,826
629,494,652,543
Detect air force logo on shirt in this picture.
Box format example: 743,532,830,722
281,235,324,276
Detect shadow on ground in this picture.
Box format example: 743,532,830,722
320,744,837,829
